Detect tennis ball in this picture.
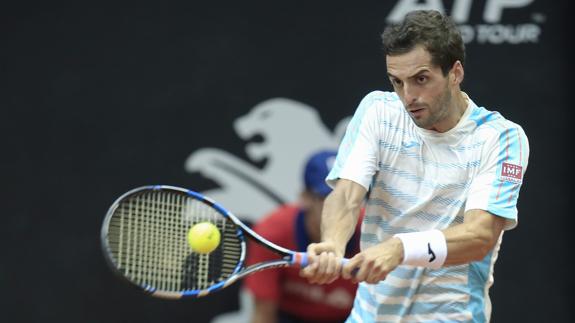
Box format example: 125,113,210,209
187,222,221,254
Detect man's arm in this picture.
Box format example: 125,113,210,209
300,179,367,284
341,209,506,283
443,209,506,265
322,178,366,255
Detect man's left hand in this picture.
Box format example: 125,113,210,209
341,237,404,284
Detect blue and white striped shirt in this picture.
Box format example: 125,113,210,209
327,91,529,323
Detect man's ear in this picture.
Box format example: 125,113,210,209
451,60,465,85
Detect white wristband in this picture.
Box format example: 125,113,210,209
394,230,447,269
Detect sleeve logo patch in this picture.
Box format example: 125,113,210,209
501,162,523,183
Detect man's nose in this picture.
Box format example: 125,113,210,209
403,84,418,106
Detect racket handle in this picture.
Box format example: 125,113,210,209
291,252,349,268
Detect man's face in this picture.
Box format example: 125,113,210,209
386,45,455,131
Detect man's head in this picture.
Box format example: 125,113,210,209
382,10,465,76
382,10,467,132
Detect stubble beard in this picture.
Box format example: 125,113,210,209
412,85,452,130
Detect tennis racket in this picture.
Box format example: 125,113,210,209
101,185,349,299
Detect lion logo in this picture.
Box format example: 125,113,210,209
184,97,350,223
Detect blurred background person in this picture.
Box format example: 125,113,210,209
244,150,363,323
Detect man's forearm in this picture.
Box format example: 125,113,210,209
442,209,505,266
392,209,505,270
320,179,366,256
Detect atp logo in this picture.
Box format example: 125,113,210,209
386,0,544,44
184,98,350,223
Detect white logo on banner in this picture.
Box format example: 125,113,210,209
184,98,350,223
186,99,350,323
387,0,543,44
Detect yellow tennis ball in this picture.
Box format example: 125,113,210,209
187,222,221,254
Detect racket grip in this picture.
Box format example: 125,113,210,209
292,252,350,268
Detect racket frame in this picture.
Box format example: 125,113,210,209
101,185,310,299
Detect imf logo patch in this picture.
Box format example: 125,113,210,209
501,162,523,183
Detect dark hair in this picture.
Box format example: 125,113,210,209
382,10,465,75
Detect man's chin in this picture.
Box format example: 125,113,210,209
409,114,429,128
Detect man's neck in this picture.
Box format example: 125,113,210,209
431,91,468,133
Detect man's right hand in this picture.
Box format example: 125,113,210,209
300,179,366,284
299,241,344,284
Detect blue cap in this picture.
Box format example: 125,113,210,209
304,150,337,197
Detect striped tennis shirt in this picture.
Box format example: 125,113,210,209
327,91,529,323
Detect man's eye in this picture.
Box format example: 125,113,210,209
392,79,402,86
417,76,427,84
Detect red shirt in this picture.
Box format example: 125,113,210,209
244,205,362,322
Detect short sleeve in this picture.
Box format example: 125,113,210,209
465,125,530,230
327,91,383,190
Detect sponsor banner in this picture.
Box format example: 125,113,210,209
386,0,544,44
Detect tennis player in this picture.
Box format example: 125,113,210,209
301,10,529,322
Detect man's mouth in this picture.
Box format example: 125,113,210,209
408,106,425,117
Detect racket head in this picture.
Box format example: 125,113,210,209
101,185,246,299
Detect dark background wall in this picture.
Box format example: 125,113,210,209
2,1,572,322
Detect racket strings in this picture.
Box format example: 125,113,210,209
181,199,243,291
107,190,243,293
109,191,183,290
